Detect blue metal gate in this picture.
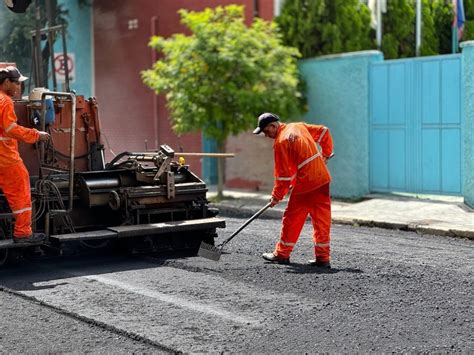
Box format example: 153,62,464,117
369,55,463,195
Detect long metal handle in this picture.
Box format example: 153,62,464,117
219,202,272,247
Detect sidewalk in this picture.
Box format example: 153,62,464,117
207,187,474,240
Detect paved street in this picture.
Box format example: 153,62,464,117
0,216,472,353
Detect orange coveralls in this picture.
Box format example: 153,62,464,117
272,122,333,262
0,91,40,238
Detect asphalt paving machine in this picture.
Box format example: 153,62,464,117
0,2,225,265
0,86,225,265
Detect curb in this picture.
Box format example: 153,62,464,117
213,204,474,240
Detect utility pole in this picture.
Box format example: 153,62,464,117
34,0,43,87
416,0,422,56
376,0,382,48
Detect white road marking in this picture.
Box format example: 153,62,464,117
81,274,259,325
22,262,318,351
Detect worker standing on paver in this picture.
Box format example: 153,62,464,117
0,66,50,243
253,113,334,267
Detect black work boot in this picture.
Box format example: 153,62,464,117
262,252,290,264
13,233,46,244
308,259,331,269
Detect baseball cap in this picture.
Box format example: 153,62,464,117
0,66,28,82
253,112,279,134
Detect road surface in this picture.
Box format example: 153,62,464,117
0,216,472,353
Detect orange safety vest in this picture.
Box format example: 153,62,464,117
272,122,333,201
0,90,39,168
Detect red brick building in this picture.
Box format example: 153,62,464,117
93,0,276,178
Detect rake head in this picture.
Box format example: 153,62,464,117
197,241,222,261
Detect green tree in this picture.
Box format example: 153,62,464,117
319,0,373,55
419,0,439,56
274,0,325,58
381,0,416,59
275,0,373,58
463,0,474,41
0,0,88,86
276,0,459,59
142,5,304,198
0,1,64,79
431,0,455,54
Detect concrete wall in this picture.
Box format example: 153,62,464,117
226,132,274,191
227,49,474,205
226,51,384,198
298,51,384,199
461,41,474,208
93,0,274,172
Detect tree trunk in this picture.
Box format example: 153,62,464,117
216,140,226,200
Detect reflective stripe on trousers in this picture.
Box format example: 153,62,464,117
275,183,331,261
0,161,33,237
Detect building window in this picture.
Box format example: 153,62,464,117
128,19,139,30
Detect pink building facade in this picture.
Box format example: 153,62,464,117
93,0,276,183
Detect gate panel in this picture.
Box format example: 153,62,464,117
421,129,441,191
389,129,406,190
371,130,389,189
441,129,462,193
370,55,462,195
421,61,440,124
441,59,461,124
370,62,408,192
389,64,405,124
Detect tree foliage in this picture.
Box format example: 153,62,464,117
142,5,304,145
0,0,92,84
275,0,373,58
0,0,88,81
276,0,465,59
380,0,416,58
431,0,456,54
464,0,474,41
419,0,439,56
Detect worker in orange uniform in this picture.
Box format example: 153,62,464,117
253,113,333,268
0,66,50,243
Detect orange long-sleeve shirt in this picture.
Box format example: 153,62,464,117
272,122,333,201
0,91,39,168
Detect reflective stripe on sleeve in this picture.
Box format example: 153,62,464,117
317,127,327,143
275,175,295,181
0,137,12,141
5,122,17,133
12,207,32,214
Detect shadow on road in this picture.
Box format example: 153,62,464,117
284,263,364,274
0,250,198,292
